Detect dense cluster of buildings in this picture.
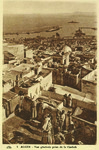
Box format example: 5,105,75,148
2,31,97,144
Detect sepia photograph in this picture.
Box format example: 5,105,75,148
2,0,97,146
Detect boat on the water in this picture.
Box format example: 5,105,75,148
68,21,79,23
74,28,85,38
91,27,97,30
46,26,62,32
73,27,96,38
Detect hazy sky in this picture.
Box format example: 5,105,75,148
3,0,97,15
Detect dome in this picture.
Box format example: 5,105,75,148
62,45,72,53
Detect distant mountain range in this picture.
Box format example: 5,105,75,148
3,11,96,16
73,11,96,16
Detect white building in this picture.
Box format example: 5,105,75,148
3,44,24,59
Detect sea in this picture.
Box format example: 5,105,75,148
3,13,97,39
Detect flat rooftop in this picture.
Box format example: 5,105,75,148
38,68,51,78
3,91,18,101
20,69,51,88
3,70,20,82
10,63,34,72
20,79,39,88
53,84,95,104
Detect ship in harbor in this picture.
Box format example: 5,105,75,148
73,27,97,38
74,28,85,37
68,21,79,23
46,26,62,32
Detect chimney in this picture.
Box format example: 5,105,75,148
16,75,18,87
24,48,26,58
24,48,27,63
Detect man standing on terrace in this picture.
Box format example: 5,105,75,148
67,94,72,107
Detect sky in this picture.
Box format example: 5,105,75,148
3,0,97,15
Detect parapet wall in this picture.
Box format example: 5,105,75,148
41,90,96,111
41,90,64,101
